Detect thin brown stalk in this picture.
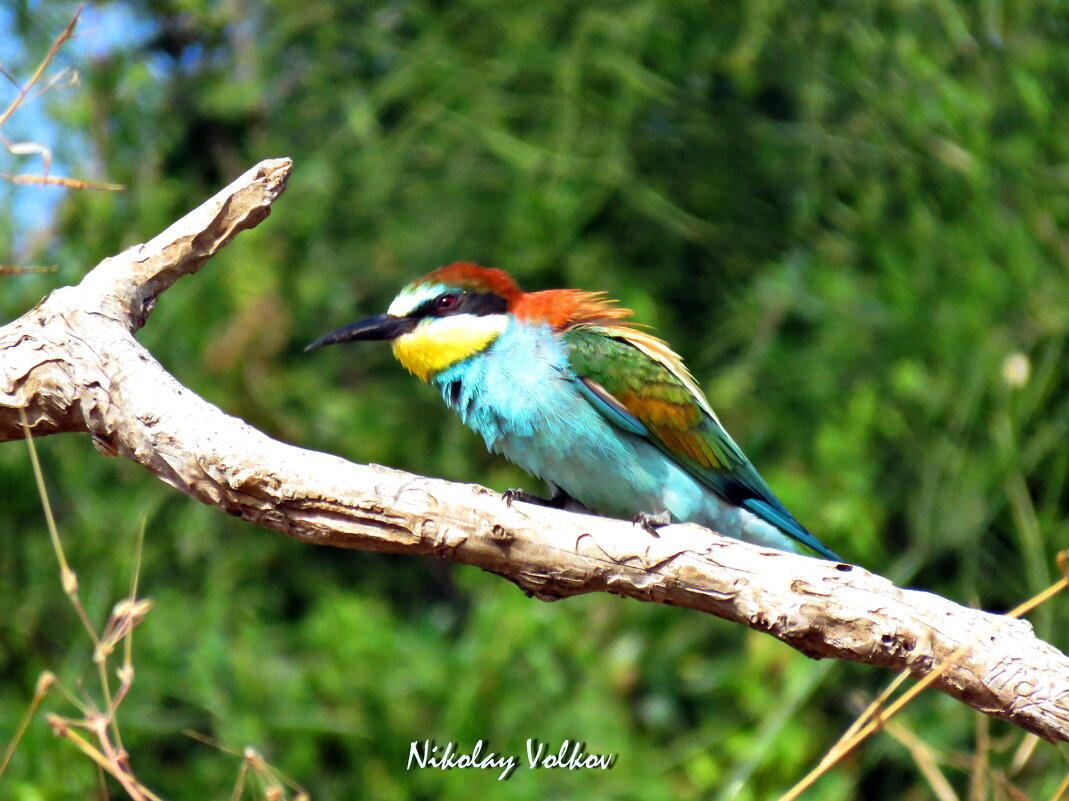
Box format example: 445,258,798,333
0,672,55,779
777,560,1069,801
20,408,100,649
884,718,959,801
968,712,990,801
0,265,57,273
0,7,82,129
0,172,124,190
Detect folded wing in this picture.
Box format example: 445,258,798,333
563,324,840,560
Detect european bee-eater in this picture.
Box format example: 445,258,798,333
307,263,840,561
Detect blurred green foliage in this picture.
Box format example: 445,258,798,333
2,1,1069,798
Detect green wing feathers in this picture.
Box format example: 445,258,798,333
564,325,743,474
563,324,840,560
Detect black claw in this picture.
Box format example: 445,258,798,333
504,488,548,508
633,511,672,535
504,488,574,509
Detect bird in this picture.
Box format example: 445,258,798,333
306,262,841,561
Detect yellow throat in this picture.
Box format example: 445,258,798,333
391,314,508,381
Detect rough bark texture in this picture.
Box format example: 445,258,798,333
2,158,1067,743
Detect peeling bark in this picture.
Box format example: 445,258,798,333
2,158,1067,743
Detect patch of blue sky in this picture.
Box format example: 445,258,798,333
1,3,158,255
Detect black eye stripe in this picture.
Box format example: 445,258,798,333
413,291,508,319
462,292,508,316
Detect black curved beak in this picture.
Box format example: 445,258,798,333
305,314,418,352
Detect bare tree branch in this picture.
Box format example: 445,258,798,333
2,158,1067,744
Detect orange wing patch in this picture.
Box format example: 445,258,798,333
616,392,703,429
650,424,719,468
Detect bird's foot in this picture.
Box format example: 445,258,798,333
503,488,568,509
633,510,672,536
504,488,544,507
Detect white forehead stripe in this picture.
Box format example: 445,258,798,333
387,283,449,317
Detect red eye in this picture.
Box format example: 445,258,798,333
436,293,461,312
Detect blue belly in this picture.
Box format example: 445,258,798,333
432,321,805,553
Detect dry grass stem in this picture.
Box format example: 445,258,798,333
0,7,81,128
778,555,1069,801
